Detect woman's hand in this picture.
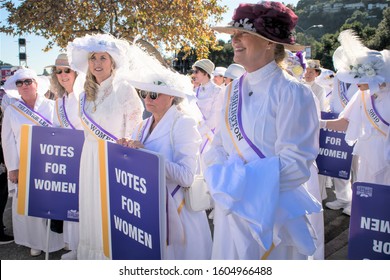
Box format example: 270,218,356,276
8,169,19,184
116,138,144,149
117,137,130,146
126,140,144,149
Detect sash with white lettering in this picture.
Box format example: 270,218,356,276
56,96,76,129
225,75,265,162
362,91,389,137
338,80,350,108
11,100,52,127
79,94,117,142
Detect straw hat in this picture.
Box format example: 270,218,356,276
67,33,130,74
212,2,304,51
224,64,246,80
192,59,215,76
306,59,322,74
45,53,70,68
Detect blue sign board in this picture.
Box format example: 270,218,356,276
99,141,166,260
316,112,354,179
18,125,84,221
348,182,390,260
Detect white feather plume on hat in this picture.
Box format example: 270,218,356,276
334,29,388,91
127,43,194,99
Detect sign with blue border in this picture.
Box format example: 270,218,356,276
99,141,166,260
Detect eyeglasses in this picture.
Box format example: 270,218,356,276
15,79,33,87
193,70,200,74
55,68,72,75
139,90,159,100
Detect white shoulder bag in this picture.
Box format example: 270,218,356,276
170,114,212,212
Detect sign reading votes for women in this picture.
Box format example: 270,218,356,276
99,141,166,260
18,125,84,221
348,182,390,260
316,112,354,179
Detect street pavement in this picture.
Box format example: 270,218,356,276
0,187,350,260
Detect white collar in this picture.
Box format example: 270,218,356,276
246,61,279,88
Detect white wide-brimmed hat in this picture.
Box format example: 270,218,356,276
127,44,194,99
3,67,50,98
333,30,390,91
224,64,246,80
67,33,130,74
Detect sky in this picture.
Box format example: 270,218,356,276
0,0,299,75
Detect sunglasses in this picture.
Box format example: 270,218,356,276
55,68,72,75
139,90,159,100
15,79,34,87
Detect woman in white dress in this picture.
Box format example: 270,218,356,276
324,30,390,186
1,68,64,256
67,34,143,259
191,59,224,157
48,53,84,259
205,2,322,260
119,47,212,259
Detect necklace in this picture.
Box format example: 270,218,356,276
92,86,112,112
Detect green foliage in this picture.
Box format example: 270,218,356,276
294,0,390,70
0,0,227,59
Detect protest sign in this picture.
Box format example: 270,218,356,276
316,112,354,179
348,182,390,260
18,125,84,221
99,141,166,260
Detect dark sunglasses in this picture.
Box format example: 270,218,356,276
15,79,33,87
139,90,159,100
55,68,72,75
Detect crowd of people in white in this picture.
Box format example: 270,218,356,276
0,1,389,260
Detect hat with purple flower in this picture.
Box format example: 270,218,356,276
212,1,303,51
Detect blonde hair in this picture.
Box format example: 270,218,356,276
50,67,78,98
274,44,286,67
84,52,116,101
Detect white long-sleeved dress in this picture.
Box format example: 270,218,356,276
195,81,224,156
204,61,322,260
133,105,212,259
1,95,65,252
341,84,390,185
53,91,83,251
77,76,143,259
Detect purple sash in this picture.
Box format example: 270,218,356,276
11,100,52,127
79,94,117,142
56,96,76,129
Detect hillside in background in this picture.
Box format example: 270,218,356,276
294,0,387,40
